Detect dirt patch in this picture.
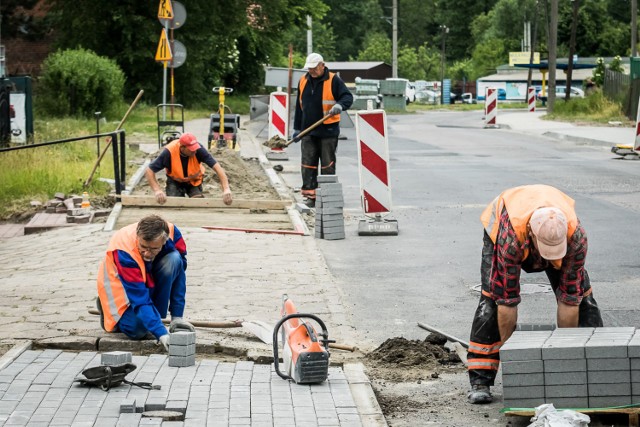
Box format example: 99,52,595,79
137,147,279,200
364,334,464,383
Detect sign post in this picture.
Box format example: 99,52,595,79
157,0,175,120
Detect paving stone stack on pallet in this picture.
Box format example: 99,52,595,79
501,327,640,408
315,175,345,240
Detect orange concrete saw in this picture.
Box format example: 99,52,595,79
273,294,334,384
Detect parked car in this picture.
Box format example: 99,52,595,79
460,93,477,104
477,88,506,101
415,89,440,104
536,85,585,100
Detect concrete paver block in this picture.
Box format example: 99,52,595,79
168,344,195,357
587,357,630,371
589,396,632,408
588,382,630,396
548,397,589,408
169,332,196,346
544,371,587,386
502,385,544,399
588,370,630,384
544,359,586,373
101,352,133,366
168,354,195,368
502,373,544,387
503,398,544,409
545,384,588,398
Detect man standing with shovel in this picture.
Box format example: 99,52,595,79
293,53,353,208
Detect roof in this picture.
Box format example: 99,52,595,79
478,68,595,81
324,61,389,71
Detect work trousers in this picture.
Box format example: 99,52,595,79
467,232,603,387
166,177,204,198
117,251,187,340
300,135,338,200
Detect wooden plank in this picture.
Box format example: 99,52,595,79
119,194,292,210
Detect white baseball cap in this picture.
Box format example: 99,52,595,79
529,207,568,260
304,53,324,69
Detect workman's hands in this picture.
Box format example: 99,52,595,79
291,130,301,142
169,317,196,333
154,190,167,205
158,334,170,352
222,189,233,206
328,104,343,116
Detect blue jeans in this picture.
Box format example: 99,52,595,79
117,251,186,339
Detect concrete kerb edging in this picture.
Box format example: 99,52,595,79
343,363,388,427
103,159,150,232
542,131,613,148
0,340,32,371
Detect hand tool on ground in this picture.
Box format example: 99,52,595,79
263,115,330,149
273,294,334,384
84,89,144,188
88,308,273,344
417,321,469,348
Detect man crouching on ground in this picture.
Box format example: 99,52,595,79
96,214,195,351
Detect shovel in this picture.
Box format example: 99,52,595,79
263,114,330,149
87,308,273,344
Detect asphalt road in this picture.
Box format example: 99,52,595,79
308,110,640,351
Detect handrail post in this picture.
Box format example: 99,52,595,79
119,130,126,186
112,132,121,195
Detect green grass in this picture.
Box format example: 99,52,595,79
0,95,251,221
544,91,630,124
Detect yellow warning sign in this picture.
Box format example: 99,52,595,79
155,29,172,61
158,0,174,20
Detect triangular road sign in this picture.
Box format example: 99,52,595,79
155,29,173,61
158,0,174,19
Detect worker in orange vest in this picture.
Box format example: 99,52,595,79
96,214,194,351
145,133,232,205
467,185,602,404
292,53,353,208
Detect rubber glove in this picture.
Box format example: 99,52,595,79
328,104,342,116
169,317,196,333
291,130,301,142
158,334,169,352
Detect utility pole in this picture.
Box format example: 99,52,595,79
392,0,398,78
548,0,558,113
633,0,638,57
526,2,539,92
565,0,579,101
440,25,449,102
306,15,313,56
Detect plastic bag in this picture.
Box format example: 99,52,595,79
527,403,590,427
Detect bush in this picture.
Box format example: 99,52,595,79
38,48,125,117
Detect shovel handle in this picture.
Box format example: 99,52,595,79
284,115,331,147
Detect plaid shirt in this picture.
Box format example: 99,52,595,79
490,208,588,306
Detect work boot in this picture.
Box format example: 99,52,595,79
96,297,105,332
467,384,492,404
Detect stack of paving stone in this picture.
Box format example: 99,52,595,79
315,175,345,240
501,327,640,408
168,331,196,367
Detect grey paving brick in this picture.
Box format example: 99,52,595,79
541,339,587,360
502,373,544,387
169,332,196,346
502,398,544,408
589,382,630,396
544,358,586,373
500,343,543,362
547,397,589,408
585,340,629,359
168,355,196,368
589,396,632,408
502,360,543,374
317,175,338,184
120,398,136,414
588,370,630,384
587,357,630,371
101,352,133,366
502,385,545,400
545,384,588,398
168,345,196,357
544,371,587,385
516,323,556,332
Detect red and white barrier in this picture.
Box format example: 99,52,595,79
268,91,288,141
484,88,498,128
528,87,536,113
634,95,640,152
355,110,392,215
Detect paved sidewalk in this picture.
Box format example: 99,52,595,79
0,116,385,426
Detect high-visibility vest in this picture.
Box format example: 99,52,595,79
96,222,175,331
480,185,578,260
165,140,205,186
298,72,340,125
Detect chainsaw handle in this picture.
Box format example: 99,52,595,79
272,313,331,381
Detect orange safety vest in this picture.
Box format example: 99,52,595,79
96,222,176,332
480,184,578,260
165,140,206,186
299,72,340,125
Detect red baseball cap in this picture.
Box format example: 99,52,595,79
179,133,200,152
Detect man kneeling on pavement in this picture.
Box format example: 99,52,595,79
96,214,195,351
467,184,603,404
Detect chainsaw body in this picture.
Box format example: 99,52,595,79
273,295,333,384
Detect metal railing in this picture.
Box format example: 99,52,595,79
0,129,128,195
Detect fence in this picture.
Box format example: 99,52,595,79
0,130,128,195
603,69,638,120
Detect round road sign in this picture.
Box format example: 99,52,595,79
158,1,187,29
169,40,187,68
